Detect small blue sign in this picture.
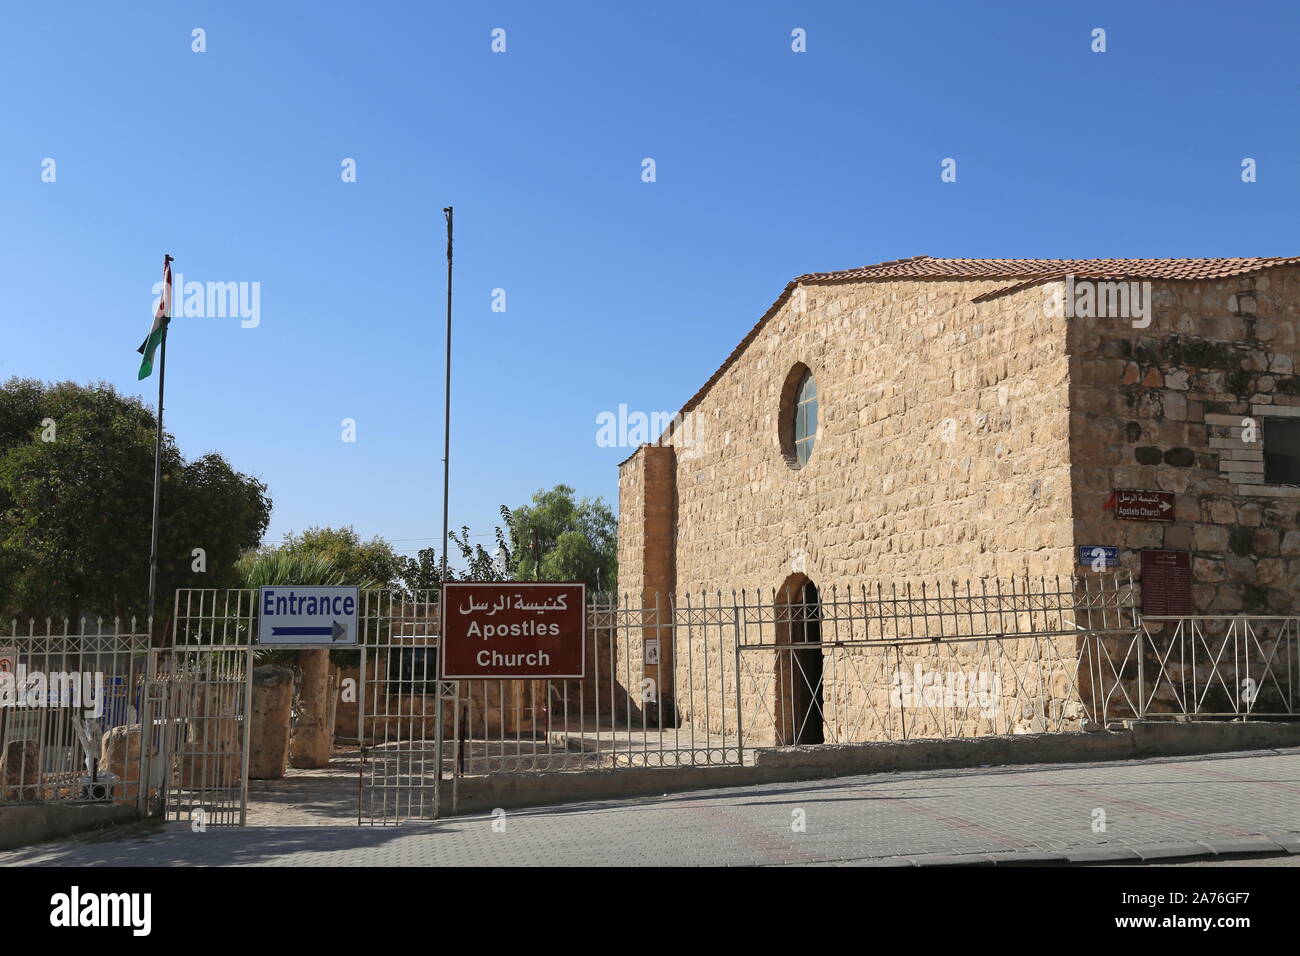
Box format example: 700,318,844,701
1078,545,1119,569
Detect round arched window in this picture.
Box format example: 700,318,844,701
779,363,818,469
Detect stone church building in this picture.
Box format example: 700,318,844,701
616,256,1300,743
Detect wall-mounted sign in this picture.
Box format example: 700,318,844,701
1141,550,1192,616
1078,546,1119,569
258,586,359,646
0,646,16,675
441,582,585,679
1112,489,1175,522
644,638,660,666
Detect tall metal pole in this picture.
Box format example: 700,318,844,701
439,207,454,817
146,254,173,639
440,208,453,584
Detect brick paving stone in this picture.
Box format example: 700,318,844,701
0,748,1296,867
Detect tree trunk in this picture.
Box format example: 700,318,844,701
289,650,334,768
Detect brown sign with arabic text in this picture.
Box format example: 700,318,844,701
1112,489,1176,522
1140,549,1192,616
440,582,585,679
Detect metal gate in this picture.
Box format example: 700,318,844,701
170,587,455,826
357,589,452,824
166,591,255,826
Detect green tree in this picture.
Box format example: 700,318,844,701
511,485,616,591
273,526,404,588
429,486,616,592
0,378,271,629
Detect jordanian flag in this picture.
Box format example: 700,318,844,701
137,256,173,380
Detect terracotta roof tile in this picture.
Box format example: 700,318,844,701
795,255,1300,284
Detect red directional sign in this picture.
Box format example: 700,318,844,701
440,582,586,679
1112,489,1175,522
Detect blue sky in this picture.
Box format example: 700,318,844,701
3,1,1298,564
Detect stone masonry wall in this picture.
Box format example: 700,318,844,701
618,277,1085,743
1067,265,1300,615
1067,266,1300,718
659,277,1078,594
616,266,1300,742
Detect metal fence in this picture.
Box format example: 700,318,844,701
451,594,742,774
450,574,1143,770
1083,615,1300,722
12,579,1293,826
733,574,1139,745
0,618,153,810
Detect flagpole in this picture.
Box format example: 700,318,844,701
439,208,454,817
146,254,173,639
439,209,453,585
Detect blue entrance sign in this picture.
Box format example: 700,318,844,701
257,586,360,646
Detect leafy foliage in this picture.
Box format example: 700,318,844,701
510,485,617,590
235,549,345,590
0,378,271,627
411,486,616,592
272,526,403,589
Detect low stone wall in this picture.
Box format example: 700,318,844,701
0,803,140,852
445,719,1300,814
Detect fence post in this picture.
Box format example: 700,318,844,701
238,646,254,827
896,644,908,740
137,648,155,817
732,591,744,764
1136,620,1146,720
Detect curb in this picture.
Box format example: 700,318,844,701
862,835,1300,866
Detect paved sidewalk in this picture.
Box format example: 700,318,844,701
2,748,1298,866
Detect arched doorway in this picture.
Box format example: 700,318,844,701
775,574,824,745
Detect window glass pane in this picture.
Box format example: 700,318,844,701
1264,419,1300,484
789,370,817,466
